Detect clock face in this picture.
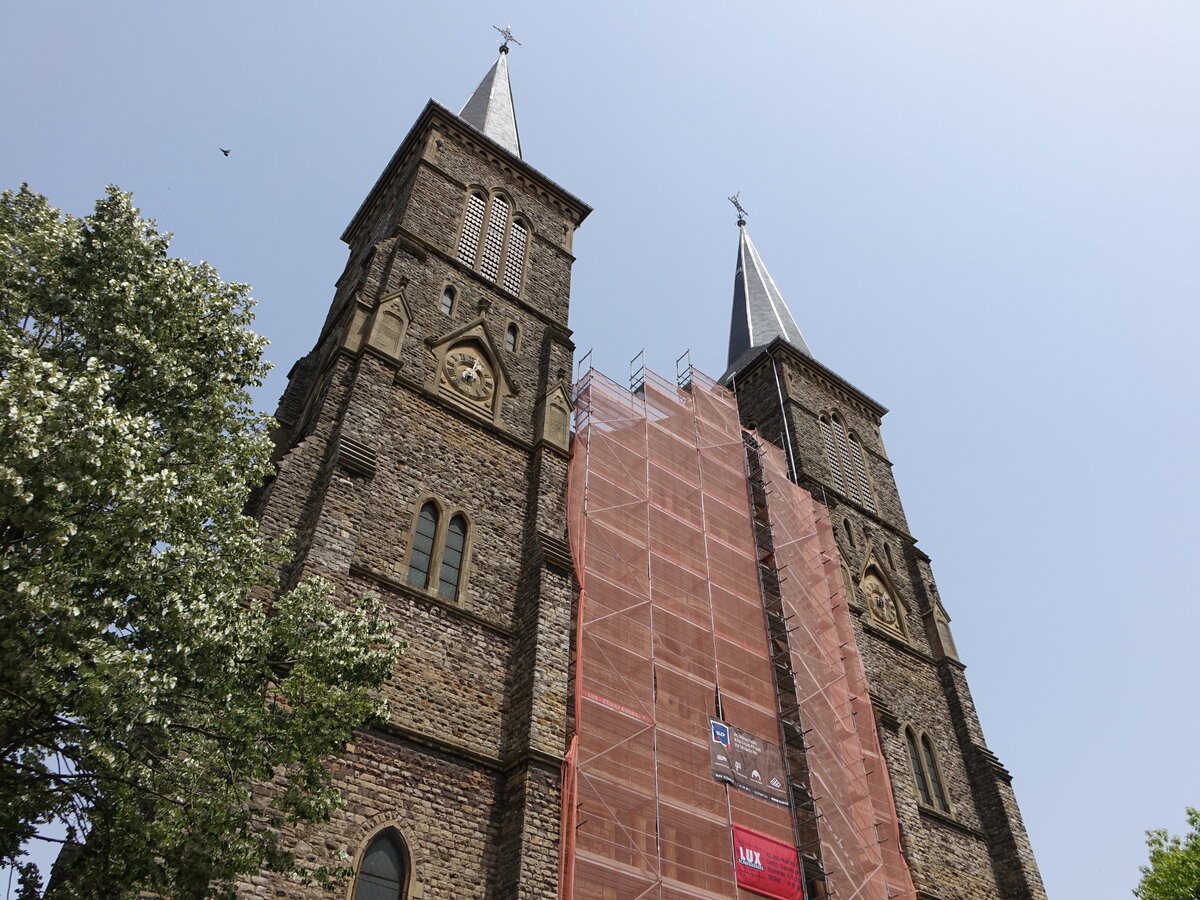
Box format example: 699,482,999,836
871,591,897,624
443,348,495,400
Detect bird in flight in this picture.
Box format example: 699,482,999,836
219,148,230,156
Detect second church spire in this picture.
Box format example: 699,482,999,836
725,217,811,380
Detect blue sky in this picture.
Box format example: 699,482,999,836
3,2,1198,896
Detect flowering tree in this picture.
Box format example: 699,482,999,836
1135,808,1200,900
0,186,398,897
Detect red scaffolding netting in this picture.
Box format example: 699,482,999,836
563,367,915,900
755,436,916,900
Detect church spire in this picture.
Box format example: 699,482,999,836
458,30,522,158
724,201,811,378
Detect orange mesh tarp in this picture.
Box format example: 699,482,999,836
755,439,916,900
563,367,914,900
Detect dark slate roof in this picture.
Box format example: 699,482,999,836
458,49,522,158
724,225,811,379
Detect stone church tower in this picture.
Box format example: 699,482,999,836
249,44,589,897
722,219,1046,899
248,45,1044,900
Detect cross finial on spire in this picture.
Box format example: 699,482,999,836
728,193,748,227
494,24,521,52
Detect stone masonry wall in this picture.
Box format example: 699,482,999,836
243,109,587,897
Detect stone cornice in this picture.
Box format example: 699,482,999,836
861,618,937,665
369,720,563,775
349,561,514,638
532,532,575,576
917,805,988,842
973,743,1014,785
344,100,591,247
730,339,888,420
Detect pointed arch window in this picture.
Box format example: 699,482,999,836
438,514,467,600
407,502,439,589
501,219,527,295
820,417,847,494
456,189,528,295
406,499,472,602
353,828,408,900
905,726,950,813
504,322,519,353
819,412,876,511
440,285,456,316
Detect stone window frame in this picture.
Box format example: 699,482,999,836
904,725,952,814
403,496,474,603
504,321,520,353
439,283,457,316
455,186,531,297
348,824,422,900
818,410,877,512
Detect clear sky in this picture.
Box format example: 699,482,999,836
3,2,1198,897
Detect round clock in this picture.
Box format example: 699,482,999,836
444,349,495,400
871,591,897,624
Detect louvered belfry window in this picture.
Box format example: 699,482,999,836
456,190,528,296
458,192,487,265
820,417,847,493
849,435,876,512
821,413,876,510
502,219,527,294
478,195,508,281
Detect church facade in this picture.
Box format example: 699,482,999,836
245,46,1044,900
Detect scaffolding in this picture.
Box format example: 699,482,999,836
563,366,915,900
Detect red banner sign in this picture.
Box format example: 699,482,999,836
731,825,805,900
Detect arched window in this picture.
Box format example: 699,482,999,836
407,502,438,589
842,519,856,547
406,500,471,602
478,195,508,281
505,322,519,353
905,728,931,806
438,514,467,600
819,412,876,511
456,190,528,295
440,286,456,316
921,734,950,812
819,417,846,494
848,434,876,512
906,727,950,812
457,192,487,263
501,219,527,295
353,829,408,900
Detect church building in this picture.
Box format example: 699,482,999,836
246,42,1045,900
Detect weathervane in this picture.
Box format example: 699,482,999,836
494,25,521,52
728,193,747,227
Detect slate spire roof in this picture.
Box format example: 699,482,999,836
724,221,811,379
458,47,522,158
